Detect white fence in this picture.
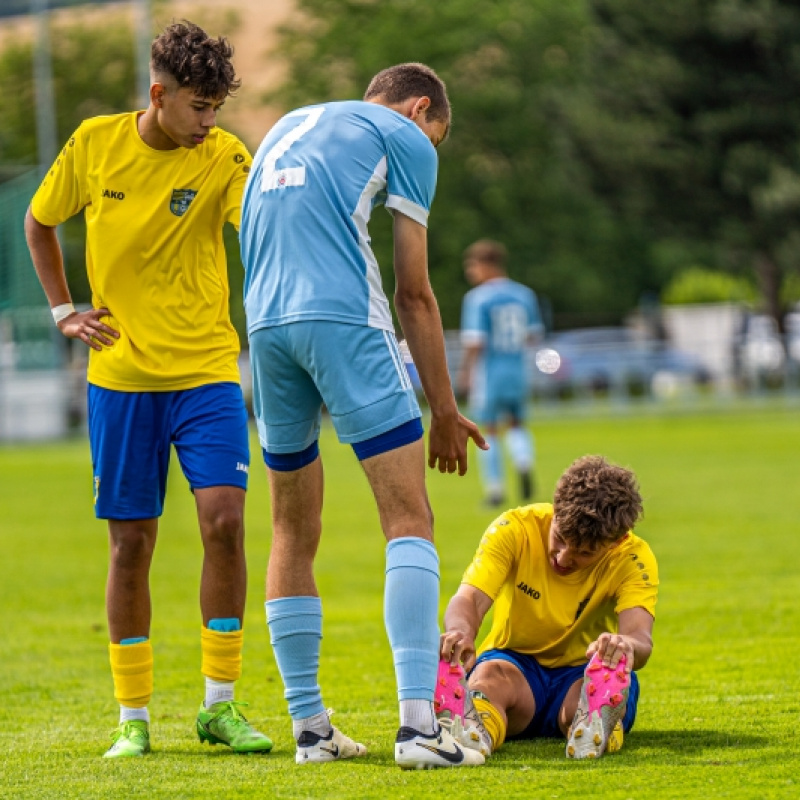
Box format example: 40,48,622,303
2,303,800,442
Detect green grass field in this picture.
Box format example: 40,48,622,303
2,404,799,798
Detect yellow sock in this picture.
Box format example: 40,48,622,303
473,696,506,752
109,640,153,708
201,626,243,682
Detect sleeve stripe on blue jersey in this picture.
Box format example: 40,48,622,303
461,330,486,344
385,194,429,227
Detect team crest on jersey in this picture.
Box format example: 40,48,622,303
169,189,197,217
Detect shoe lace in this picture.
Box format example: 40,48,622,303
437,716,456,734
211,700,252,729
111,720,147,743
468,708,491,726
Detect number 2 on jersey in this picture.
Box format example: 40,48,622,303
260,106,325,192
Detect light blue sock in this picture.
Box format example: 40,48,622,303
384,537,440,703
207,617,241,632
266,597,326,721
478,434,504,497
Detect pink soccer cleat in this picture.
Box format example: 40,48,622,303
434,660,467,720
566,652,630,759
434,659,492,756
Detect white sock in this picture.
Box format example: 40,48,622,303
204,678,234,709
399,699,436,735
293,709,331,740
119,705,149,724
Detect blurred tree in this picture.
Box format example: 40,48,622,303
661,266,755,305
561,0,800,328
266,0,657,329
0,19,138,305
0,11,248,338
0,20,138,163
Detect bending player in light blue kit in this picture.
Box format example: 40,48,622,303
458,239,544,507
240,63,487,770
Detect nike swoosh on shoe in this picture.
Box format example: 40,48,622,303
418,742,465,764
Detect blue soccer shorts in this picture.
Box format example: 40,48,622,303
469,365,528,426
87,382,250,520
473,648,640,738
249,322,421,455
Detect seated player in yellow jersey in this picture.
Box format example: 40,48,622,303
436,455,657,760
24,22,272,758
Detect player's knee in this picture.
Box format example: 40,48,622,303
202,505,245,547
472,659,524,705
109,524,157,568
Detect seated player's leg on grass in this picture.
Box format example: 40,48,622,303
265,454,365,763
471,656,537,745
565,653,638,759
360,438,483,768
434,660,493,756
436,655,534,756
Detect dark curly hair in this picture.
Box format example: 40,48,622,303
364,62,450,126
151,21,240,98
553,455,643,547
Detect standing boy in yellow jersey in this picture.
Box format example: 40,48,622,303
24,21,272,758
436,455,658,760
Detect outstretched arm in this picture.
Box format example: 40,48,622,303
439,583,494,672
587,606,654,673
25,207,118,351
393,211,486,475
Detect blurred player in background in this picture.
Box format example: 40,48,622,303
24,21,272,758
458,239,544,507
241,63,487,769
436,455,658,760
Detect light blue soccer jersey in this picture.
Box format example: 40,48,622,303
461,277,543,398
241,101,438,335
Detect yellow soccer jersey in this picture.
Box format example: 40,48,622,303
30,112,252,391
462,503,658,668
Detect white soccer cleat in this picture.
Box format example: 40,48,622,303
295,724,367,764
438,709,492,757
394,725,485,770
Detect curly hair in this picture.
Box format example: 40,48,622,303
151,21,240,98
364,63,451,125
553,455,643,547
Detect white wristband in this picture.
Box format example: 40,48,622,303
51,303,76,324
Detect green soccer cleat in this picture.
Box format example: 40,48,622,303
103,719,151,758
196,700,273,754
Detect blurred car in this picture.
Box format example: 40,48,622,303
530,327,711,396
